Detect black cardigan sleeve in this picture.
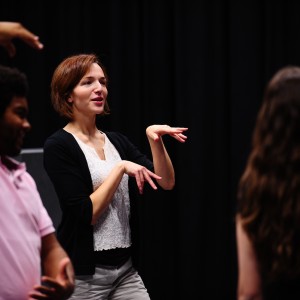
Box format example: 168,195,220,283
43,129,93,226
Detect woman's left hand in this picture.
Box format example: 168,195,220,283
146,125,188,143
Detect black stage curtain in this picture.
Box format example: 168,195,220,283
1,1,300,299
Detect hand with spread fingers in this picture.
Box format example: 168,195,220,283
121,160,162,194
0,21,43,57
146,124,188,143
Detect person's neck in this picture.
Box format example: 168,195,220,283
64,121,100,137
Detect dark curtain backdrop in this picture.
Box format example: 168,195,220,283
1,1,300,299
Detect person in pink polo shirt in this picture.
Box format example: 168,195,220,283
0,64,74,300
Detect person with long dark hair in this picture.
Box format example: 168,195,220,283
236,66,300,299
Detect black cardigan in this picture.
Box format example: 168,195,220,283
43,129,153,275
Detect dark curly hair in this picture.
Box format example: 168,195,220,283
0,65,28,117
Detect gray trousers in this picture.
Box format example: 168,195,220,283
69,258,151,300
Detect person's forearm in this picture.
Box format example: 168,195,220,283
147,136,175,190
40,234,74,299
42,234,70,278
90,162,125,224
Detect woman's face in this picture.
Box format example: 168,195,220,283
68,63,108,118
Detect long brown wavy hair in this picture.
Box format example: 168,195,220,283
237,66,300,283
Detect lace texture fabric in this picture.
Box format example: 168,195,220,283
72,133,131,251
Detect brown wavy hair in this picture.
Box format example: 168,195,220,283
51,53,110,120
237,66,300,283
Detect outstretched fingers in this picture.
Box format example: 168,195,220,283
169,127,188,143
135,170,145,194
147,125,188,141
135,169,161,194
171,132,188,143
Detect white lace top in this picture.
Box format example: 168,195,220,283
72,132,131,251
